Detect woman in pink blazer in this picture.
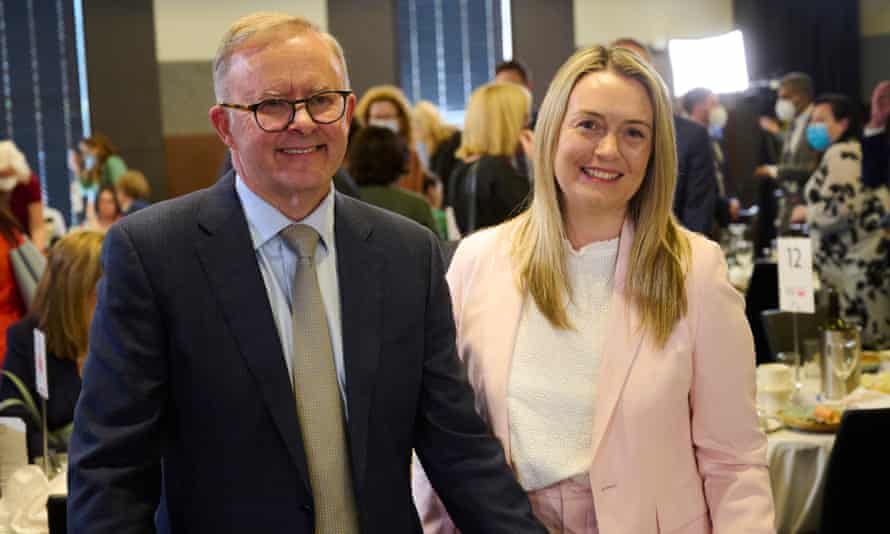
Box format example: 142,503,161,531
413,45,775,533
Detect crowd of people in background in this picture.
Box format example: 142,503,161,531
0,10,887,533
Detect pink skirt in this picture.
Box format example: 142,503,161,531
526,476,599,534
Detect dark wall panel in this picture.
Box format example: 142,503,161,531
511,0,575,109
83,0,166,199
327,0,400,99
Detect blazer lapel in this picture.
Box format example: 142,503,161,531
334,194,384,493
194,173,311,493
472,232,525,464
590,220,645,463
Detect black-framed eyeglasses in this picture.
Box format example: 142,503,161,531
219,90,352,132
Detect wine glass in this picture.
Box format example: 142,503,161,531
828,328,861,394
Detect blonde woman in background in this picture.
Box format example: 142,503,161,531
0,230,104,460
355,85,426,192
413,100,462,188
449,82,532,234
413,45,774,533
115,169,152,216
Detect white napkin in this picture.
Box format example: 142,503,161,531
0,418,27,498
842,386,890,410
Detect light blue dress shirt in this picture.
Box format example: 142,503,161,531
235,177,347,409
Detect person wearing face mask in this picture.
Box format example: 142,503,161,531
790,93,890,349
355,85,428,193
682,87,740,235
753,73,821,253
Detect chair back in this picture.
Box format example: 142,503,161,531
47,494,67,534
820,408,890,533
760,308,826,362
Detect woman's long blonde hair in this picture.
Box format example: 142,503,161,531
509,45,690,347
413,100,457,156
455,82,530,161
31,230,105,362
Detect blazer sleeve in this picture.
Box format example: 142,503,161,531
412,234,540,534
1,323,39,455
805,147,860,232
688,239,775,532
412,237,470,534
861,129,889,188
67,222,167,534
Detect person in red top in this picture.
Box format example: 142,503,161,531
9,173,46,251
0,144,30,366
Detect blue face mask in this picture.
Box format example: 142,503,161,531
806,123,832,151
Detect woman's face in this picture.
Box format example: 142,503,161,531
97,190,118,220
553,69,653,225
810,103,848,143
368,100,403,135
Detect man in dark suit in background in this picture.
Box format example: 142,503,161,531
611,38,717,234
67,12,545,534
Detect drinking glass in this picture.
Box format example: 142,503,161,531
827,327,861,387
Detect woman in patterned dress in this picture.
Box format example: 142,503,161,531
798,93,890,348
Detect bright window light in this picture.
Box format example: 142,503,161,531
668,30,750,97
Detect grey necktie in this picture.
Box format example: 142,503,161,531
280,224,360,534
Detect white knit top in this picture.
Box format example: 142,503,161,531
507,237,619,490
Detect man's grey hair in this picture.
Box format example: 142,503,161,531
212,12,350,101
780,72,813,100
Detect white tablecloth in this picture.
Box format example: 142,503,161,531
767,429,834,534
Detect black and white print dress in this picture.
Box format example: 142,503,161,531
805,139,890,349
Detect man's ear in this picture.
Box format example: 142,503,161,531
210,105,236,148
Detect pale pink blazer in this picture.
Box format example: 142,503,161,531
413,220,775,534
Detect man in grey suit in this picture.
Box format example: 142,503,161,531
67,12,545,534
754,72,822,250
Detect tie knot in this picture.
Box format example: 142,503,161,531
280,224,320,261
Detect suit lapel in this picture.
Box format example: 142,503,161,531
194,173,311,493
334,195,384,493
590,220,645,463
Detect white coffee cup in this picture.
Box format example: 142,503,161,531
757,363,792,390
757,387,793,416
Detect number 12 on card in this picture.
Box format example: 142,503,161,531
777,237,815,314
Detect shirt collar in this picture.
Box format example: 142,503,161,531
235,174,335,252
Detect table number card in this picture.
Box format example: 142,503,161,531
777,237,815,313
34,329,48,400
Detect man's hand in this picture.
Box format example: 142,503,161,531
754,165,777,179
790,205,808,224
759,116,780,135
729,198,741,221
868,80,890,130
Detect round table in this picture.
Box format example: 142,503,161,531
766,428,834,534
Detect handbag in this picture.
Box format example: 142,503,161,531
9,237,46,311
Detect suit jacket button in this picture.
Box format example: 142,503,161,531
302,504,313,513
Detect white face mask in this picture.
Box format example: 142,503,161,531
708,105,728,130
775,98,796,122
368,118,401,134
